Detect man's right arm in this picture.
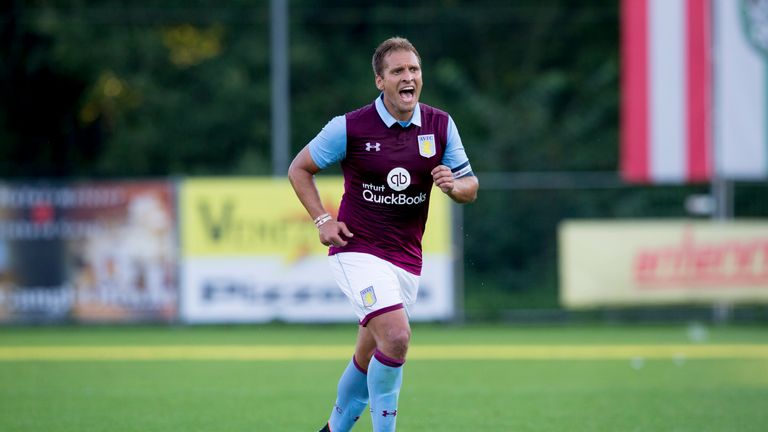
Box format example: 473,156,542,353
287,120,353,247
287,146,327,222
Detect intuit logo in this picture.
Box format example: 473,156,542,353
387,167,410,191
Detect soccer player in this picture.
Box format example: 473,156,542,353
288,36,478,432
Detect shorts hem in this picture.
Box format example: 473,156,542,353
359,303,404,327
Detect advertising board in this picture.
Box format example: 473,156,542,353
560,221,768,308
179,177,453,323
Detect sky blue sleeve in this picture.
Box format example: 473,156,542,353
308,115,347,169
442,116,474,178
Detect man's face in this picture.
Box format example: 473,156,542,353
376,49,422,122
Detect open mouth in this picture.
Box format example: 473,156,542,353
399,86,416,103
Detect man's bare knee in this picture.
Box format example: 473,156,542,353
367,308,411,360
382,327,411,359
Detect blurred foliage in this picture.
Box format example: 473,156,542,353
1,0,272,176
1,0,766,318
1,0,619,177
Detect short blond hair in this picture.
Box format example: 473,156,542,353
372,37,422,77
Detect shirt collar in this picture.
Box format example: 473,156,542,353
375,93,421,128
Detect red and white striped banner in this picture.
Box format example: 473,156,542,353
621,0,712,183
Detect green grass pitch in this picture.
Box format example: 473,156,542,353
1,323,767,431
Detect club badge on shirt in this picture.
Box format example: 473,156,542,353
418,134,436,158
360,286,377,308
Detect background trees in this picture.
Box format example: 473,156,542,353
2,0,620,177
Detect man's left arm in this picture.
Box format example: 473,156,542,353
435,115,479,203
431,166,478,203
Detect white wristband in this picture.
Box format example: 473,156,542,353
315,214,332,228
313,213,330,224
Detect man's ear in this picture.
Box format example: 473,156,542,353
375,75,384,91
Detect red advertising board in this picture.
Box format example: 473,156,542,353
0,181,178,323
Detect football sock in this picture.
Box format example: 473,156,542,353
368,349,404,432
328,356,369,432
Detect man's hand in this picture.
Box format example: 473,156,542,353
431,165,454,194
319,219,354,247
432,164,479,203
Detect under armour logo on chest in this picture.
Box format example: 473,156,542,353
365,142,381,152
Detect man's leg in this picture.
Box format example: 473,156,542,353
366,308,410,432
353,325,378,370
325,326,377,432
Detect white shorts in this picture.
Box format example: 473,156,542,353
329,252,420,326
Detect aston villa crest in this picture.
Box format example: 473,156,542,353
417,134,436,158
360,286,377,308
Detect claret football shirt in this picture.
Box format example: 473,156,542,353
308,95,474,275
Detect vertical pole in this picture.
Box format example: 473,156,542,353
711,177,732,220
270,0,289,176
709,0,732,322
711,177,733,321
451,203,465,324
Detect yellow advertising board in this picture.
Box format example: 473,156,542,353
179,177,455,323
180,177,450,257
559,220,768,308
